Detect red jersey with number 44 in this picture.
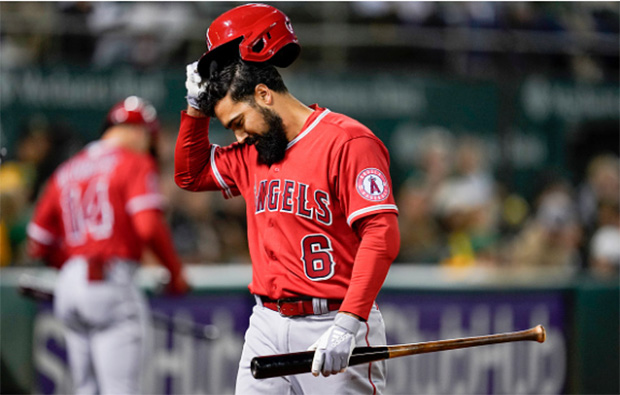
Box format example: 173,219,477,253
176,105,399,300
28,141,165,264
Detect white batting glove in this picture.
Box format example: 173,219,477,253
185,61,205,110
308,313,361,377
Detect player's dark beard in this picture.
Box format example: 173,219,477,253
245,107,288,166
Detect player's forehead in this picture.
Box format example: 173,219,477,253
214,93,254,128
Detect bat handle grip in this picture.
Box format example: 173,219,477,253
251,351,313,379
251,347,386,379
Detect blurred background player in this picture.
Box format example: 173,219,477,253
175,3,400,394
26,96,190,394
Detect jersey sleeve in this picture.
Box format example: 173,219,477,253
334,136,399,227
174,111,243,198
28,180,62,247
132,210,184,280
340,212,400,320
125,157,166,215
27,180,66,267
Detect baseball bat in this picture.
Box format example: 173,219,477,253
17,274,219,340
251,325,546,379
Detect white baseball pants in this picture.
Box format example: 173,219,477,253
235,298,387,395
53,257,151,395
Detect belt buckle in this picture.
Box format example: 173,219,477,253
276,299,285,316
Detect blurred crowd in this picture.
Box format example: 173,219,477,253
395,128,619,277
349,1,618,80
1,116,618,279
1,2,618,80
1,2,618,278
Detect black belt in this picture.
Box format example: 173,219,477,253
259,296,343,317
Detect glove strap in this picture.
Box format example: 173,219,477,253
334,313,361,334
186,95,201,110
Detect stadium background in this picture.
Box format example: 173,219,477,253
1,2,618,394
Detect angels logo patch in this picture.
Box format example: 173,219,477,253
356,168,390,201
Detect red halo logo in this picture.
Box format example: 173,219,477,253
356,168,389,201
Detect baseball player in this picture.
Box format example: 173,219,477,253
175,4,400,394
27,96,190,394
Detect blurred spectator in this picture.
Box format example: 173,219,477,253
394,2,447,70
0,2,55,68
505,3,572,77
392,125,455,180
564,2,618,82
583,155,620,277
211,196,251,264
88,2,192,69
576,153,620,237
1,119,51,265
394,127,454,264
0,162,31,266
395,2,443,26
158,128,250,264
159,161,221,264
433,136,500,267
1,116,81,265
15,117,82,201
588,203,620,277
395,132,502,266
351,1,397,23
0,32,36,69
460,2,503,76
156,128,220,264
87,2,129,67
506,186,582,271
395,179,443,263
55,2,95,64
420,128,454,194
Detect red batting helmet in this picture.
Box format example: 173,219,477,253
105,96,160,136
197,3,300,77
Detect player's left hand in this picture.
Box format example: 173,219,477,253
308,312,361,377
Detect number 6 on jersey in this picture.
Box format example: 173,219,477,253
301,234,335,280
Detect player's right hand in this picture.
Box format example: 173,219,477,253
185,61,205,110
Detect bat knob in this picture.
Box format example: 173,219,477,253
535,325,546,343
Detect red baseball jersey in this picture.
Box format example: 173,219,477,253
28,141,165,263
176,105,399,303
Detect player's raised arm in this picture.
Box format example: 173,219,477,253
175,61,247,197
174,61,214,191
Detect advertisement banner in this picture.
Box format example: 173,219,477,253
380,291,567,395
33,290,566,395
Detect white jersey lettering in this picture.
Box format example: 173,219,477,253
255,179,333,225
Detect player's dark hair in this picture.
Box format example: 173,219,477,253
198,59,288,117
